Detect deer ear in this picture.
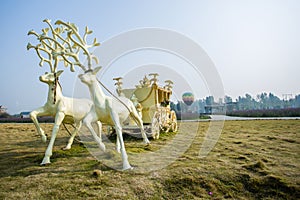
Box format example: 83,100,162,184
93,66,102,75
56,70,64,77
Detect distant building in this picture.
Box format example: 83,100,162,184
204,104,226,114
20,111,30,118
226,102,238,112
0,105,7,114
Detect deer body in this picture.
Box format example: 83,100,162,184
79,67,150,170
86,82,131,125
28,19,148,169
30,71,102,165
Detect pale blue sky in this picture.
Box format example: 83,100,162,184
0,0,299,114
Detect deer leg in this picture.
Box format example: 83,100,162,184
30,106,49,143
41,111,65,165
96,121,102,142
83,113,106,151
110,110,131,170
63,121,82,150
107,125,120,152
131,110,150,144
105,125,120,153
116,134,121,153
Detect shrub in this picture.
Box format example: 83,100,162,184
0,112,11,118
226,108,300,117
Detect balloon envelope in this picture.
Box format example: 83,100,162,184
182,92,194,106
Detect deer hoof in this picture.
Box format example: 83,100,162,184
62,146,71,151
122,163,133,171
143,139,150,145
41,135,47,143
40,157,50,166
99,142,106,152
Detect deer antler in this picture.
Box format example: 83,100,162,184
55,20,100,70
28,19,101,72
28,20,65,72
27,42,54,72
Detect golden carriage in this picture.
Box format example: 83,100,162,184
114,73,178,139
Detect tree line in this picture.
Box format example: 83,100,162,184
171,92,300,116
226,93,300,111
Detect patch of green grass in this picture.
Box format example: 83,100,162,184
199,115,211,119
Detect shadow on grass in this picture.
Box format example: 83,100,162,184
238,173,300,199
0,150,46,178
0,136,116,178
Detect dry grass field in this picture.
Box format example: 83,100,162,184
0,120,299,199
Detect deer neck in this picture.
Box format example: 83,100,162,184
87,80,106,105
47,82,63,104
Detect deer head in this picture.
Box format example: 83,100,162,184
39,70,64,85
78,66,102,86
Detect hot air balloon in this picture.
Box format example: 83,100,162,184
182,92,194,106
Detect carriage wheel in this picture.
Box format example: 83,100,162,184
151,111,160,139
170,110,178,132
